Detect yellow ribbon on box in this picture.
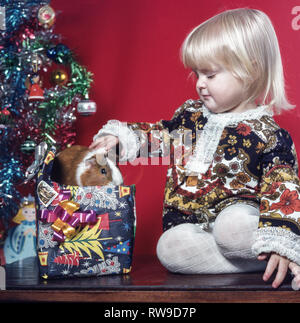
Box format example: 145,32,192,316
51,217,75,239
51,200,80,241
60,200,80,214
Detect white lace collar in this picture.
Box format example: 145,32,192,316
185,104,273,176
201,104,273,124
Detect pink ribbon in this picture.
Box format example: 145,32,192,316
39,209,57,222
40,209,97,225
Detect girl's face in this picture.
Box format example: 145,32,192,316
194,65,255,113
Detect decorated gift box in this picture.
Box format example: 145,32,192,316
35,146,136,279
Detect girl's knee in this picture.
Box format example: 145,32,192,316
156,223,203,273
157,224,195,255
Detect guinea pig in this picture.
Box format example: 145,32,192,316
51,145,123,187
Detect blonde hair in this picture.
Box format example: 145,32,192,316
12,202,35,224
181,8,294,114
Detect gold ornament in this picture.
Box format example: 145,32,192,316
50,69,68,86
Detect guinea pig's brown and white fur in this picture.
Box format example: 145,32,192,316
51,145,123,187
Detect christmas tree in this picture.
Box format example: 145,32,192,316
0,0,94,231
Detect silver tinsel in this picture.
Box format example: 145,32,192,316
0,5,5,31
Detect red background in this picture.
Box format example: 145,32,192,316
51,0,300,256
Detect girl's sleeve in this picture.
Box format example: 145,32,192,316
252,128,300,264
92,101,188,162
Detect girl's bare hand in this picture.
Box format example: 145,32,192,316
258,253,289,288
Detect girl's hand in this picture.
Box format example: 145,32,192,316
89,135,120,154
258,253,289,288
258,252,300,289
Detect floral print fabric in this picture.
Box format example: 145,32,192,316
127,100,300,247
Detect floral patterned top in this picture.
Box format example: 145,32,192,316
94,99,300,264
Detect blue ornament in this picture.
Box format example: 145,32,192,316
47,44,71,64
46,47,57,60
55,44,71,64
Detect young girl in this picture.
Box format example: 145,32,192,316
90,8,300,289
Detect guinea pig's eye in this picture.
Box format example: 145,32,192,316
100,168,107,175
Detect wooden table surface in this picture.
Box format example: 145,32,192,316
1,255,300,303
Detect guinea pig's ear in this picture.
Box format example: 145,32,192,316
106,158,123,185
84,156,97,167
95,153,107,166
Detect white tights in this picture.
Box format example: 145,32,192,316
156,203,266,274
